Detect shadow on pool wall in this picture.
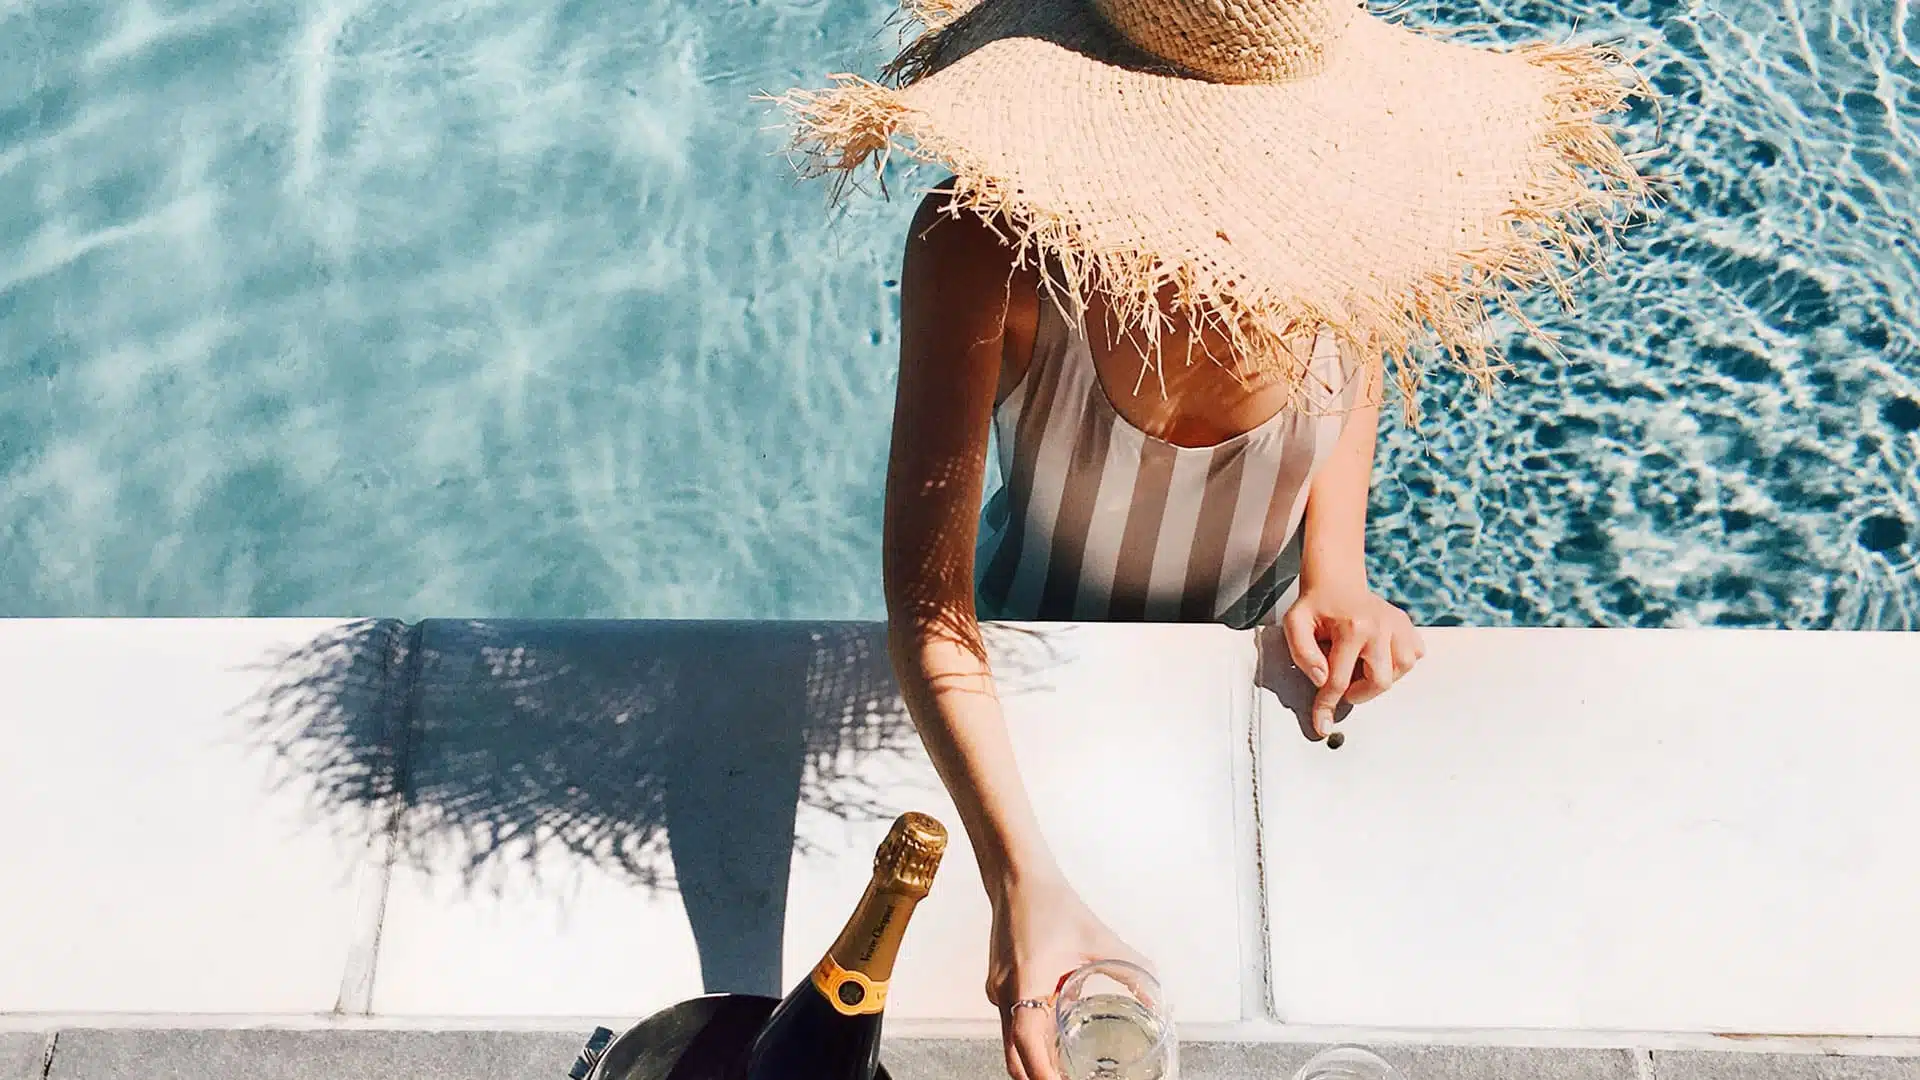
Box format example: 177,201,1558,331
239,618,1064,997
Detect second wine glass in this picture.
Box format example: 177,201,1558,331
1291,1045,1403,1079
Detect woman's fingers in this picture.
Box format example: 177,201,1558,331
1343,633,1397,705
1000,1008,1031,1080
1393,621,1423,677
1009,1000,1060,1080
1289,600,1424,736
1282,603,1329,686
1109,955,1159,999
1312,631,1363,736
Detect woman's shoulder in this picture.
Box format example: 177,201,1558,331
901,184,1039,398
905,184,1019,273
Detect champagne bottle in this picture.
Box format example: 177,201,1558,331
741,812,948,1080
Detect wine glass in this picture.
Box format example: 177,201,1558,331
1051,959,1177,1080
1291,1045,1403,1079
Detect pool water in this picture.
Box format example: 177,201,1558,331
1,0,1915,626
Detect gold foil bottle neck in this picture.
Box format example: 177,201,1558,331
872,812,948,897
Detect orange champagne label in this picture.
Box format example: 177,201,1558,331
811,954,889,1017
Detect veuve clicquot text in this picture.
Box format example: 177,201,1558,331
741,811,948,1080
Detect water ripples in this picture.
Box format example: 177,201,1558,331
0,0,1914,627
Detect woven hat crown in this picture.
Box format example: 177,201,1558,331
1091,0,1359,82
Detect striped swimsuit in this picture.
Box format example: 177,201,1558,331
974,293,1361,629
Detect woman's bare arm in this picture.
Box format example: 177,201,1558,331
883,192,1054,891
1299,357,1383,593
1286,354,1424,733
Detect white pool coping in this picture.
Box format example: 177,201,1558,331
1,618,1916,1056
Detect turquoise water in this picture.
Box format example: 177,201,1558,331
1,0,1915,627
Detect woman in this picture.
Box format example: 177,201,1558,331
773,0,1647,1075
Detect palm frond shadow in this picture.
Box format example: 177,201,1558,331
238,617,1067,995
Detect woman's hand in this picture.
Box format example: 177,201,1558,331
1282,581,1425,736
986,870,1151,1080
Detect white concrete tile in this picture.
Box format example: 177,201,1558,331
0,618,386,1014
371,850,709,1019
369,619,732,1019
1255,627,1920,1036
782,622,1257,1025
370,620,1256,1026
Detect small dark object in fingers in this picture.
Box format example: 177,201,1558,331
1326,732,1346,750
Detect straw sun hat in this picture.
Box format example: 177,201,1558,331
768,0,1655,416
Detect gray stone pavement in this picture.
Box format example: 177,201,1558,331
1169,1042,1642,1079
40,1030,580,1080
2,1031,1915,1079
1649,1053,1920,1080
2,1035,48,1080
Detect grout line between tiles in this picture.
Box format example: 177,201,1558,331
332,837,395,1015
1241,633,1277,1024
1227,638,1265,1024
332,619,424,1016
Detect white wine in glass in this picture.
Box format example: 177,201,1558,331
1052,960,1176,1080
